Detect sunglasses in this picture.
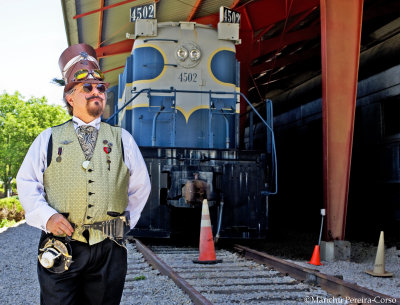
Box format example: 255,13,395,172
73,69,104,81
82,83,107,93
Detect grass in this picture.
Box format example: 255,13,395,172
0,197,25,228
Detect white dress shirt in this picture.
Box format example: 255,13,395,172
16,116,151,231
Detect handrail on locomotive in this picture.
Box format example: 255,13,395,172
105,88,277,196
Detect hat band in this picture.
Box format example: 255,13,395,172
62,54,99,81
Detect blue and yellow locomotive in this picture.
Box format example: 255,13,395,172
106,21,275,239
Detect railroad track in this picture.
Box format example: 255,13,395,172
123,240,398,305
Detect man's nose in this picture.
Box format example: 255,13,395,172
92,87,104,95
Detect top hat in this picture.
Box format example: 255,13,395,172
58,43,108,92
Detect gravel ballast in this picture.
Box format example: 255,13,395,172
289,244,400,300
0,223,192,305
1,223,399,304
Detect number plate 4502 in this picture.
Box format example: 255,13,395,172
177,71,201,84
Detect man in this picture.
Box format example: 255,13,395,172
16,43,151,305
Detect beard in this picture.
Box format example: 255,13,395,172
86,100,104,117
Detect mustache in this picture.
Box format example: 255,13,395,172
86,96,104,102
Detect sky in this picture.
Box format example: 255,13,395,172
0,0,68,107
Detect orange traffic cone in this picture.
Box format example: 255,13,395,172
308,245,323,266
193,199,222,264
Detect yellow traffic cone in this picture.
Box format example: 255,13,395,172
365,231,393,277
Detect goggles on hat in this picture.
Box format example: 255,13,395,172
73,69,104,81
82,83,107,93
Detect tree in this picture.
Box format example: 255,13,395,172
0,92,71,195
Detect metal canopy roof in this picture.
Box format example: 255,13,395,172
61,0,400,111
61,0,400,241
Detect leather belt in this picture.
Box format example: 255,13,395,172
75,211,131,246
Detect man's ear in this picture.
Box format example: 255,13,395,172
65,94,74,107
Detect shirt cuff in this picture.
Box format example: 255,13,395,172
26,206,58,233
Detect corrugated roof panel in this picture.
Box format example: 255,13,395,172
102,53,130,72
75,0,101,45
75,0,99,14
101,53,130,87
79,15,101,45
101,10,131,46
157,0,199,22
61,0,261,88
62,0,79,45
101,0,150,46
195,0,237,19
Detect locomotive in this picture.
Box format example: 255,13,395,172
105,21,276,239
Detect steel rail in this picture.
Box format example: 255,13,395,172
234,244,399,305
134,239,213,305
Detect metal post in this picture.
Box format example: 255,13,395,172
171,91,177,146
208,91,213,148
152,108,163,146
215,194,224,243
320,0,363,240
266,99,273,154
249,111,254,149
318,209,326,246
223,115,230,149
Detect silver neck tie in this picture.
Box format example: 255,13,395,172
76,125,98,161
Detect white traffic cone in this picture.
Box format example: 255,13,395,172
365,231,393,277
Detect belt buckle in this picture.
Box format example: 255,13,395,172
75,222,85,236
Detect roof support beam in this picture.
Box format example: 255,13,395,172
231,0,241,8
241,7,254,32
255,24,275,41
103,65,125,74
286,7,318,33
242,24,320,62
250,47,320,76
238,0,319,32
321,0,363,241
74,0,139,19
259,24,320,56
192,0,244,27
236,0,317,145
95,40,134,58
97,0,105,48
192,13,218,27
187,0,203,21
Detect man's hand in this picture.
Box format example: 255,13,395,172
46,213,74,236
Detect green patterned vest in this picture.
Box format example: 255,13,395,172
43,120,129,245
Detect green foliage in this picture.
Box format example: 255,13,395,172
0,219,17,229
0,92,71,195
133,275,146,281
0,197,24,226
0,197,22,211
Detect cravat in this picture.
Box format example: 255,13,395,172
76,125,98,160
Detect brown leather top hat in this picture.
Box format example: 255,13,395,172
59,43,108,92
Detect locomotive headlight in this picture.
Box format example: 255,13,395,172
189,48,201,61
175,42,201,68
176,47,188,61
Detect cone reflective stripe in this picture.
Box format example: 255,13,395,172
308,245,323,266
193,199,222,264
365,231,393,277
201,204,212,231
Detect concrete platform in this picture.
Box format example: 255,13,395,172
320,240,351,262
